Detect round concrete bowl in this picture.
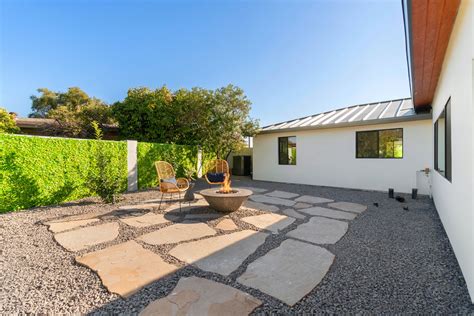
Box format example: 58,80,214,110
200,188,252,212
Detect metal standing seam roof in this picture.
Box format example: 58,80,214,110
259,98,431,134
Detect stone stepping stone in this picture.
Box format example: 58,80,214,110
241,214,295,233
184,213,222,221
119,203,161,210
298,206,357,220
237,239,334,306
54,222,119,252
76,241,178,298
294,202,312,209
295,195,334,204
169,230,268,276
265,190,299,199
282,208,305,220
140,276,261,316
139,222,216,245
46,210,111,223
243,200,279,212
120,212,177,228
328,201,367,213
236,186,268,193
287,217,348,244
249,195,295,207
215,219,238,231
47,219,99,233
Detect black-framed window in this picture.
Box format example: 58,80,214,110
434,98,452,181
356,128,403,158
278,136,296,165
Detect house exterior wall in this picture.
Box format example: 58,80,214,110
430,0,474,302
253,119,432,194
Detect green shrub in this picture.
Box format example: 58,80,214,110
0,134,127,212
137,142,198,189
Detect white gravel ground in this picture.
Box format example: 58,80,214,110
0,178,473,314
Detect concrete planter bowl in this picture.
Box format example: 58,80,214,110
200,188,252,212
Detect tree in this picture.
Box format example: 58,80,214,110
112,84,259,157
0,107,20,134
29,87,114,138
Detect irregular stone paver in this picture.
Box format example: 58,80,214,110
119,203,161,210
238,239,334,306
328,201,367,213
184,213,222,221
236,186,268,193
46,210,111,223
76,241,178,298
265,190,299,199
249,195,295,207
282,208,306,220
298,206,357,220
140,276,261,316
295,195,334,204
294,202,312,209
243,200,279,212
47,219,99,233
241,214,295,233
215,219,238,231
120,212,177,228
139,222,216,245
287,217,348,244
169,230,268,276
54,222,119,252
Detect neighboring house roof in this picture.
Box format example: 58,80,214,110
259,98,431,134
15,117,59,128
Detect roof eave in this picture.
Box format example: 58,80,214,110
257,113,432,135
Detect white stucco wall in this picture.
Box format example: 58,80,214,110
430,0,474,302
253,119,432,194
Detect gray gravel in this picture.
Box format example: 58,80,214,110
0,178,473,314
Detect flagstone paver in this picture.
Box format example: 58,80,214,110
295,195,334,204
47,218,100,233
242,200,279,212
54,222,119,252
298,206,357,220
294,202,312,209
76,241,178,298
215,219,238,231
287,217,348,244
241,213,295,233
265,190,299,199
140,276,262,316
119,212,177,228
184,213,222,221
139,222,216,245
249,195,295,207
236,186,268,193
46,210,111,223
119,203,161,210
237,239,334,306
328,201,367,213
169,230,268,276
282,208,306,219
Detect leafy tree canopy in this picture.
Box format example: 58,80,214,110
29,87,114,138
0,107,20,134
113,84,259,158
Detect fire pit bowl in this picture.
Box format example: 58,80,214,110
199,188,252,212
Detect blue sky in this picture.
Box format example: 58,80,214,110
0,0,410,126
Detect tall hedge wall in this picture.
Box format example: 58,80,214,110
0,134,127,212
137,142,198,189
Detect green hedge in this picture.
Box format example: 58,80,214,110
0,134,127,212
137,142,198,189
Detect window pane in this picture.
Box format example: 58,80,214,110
288,136,296,165
357,131,378,158
278,137,288,165
436,109,446,176
379,129,403,158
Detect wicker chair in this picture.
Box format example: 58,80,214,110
204,159,230,185
155,161,189,210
